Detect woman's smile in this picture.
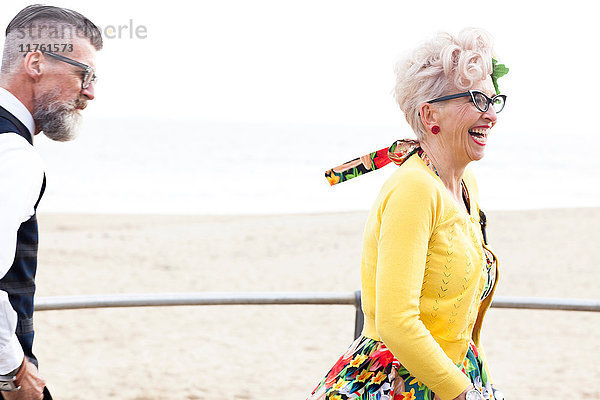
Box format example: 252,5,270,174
468,125,492,146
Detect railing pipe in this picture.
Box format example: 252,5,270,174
33,292,356,311
34,292,599,341
34,292,600,312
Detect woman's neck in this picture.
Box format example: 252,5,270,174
420,140,468,203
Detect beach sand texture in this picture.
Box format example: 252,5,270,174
32,208,599,399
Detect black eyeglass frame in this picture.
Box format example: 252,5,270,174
427,90,506,113
41,51,97,90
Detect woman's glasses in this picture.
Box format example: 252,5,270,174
427,90,506,113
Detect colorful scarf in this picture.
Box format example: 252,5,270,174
325,139,424,186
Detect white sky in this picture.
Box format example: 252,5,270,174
1,0,598,136
1,0,599,215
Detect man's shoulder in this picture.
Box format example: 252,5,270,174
0,132,43,170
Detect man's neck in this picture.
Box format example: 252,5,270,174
0,77,35,117
0,80,37,136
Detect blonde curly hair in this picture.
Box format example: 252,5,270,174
394,28,495,139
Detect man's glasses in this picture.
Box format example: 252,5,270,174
42,51,97,90
427,90,506,113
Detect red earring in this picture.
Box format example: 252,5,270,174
431,125,440,134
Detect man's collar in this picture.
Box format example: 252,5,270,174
0,87,35,140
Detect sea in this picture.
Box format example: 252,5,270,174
34,116,600,215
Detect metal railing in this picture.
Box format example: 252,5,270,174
35,292,600,340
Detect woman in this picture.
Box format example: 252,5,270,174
313,28,508,400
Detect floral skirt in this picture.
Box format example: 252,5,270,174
308,336,492,400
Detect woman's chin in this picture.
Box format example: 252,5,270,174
468,148,486,162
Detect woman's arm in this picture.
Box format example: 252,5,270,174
374,173,471,400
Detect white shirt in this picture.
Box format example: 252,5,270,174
0,87,44,374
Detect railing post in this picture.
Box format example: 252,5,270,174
353,290,364,340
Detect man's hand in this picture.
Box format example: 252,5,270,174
1,358,45,400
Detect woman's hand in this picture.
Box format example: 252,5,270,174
433,385,474,400
454,386,473,400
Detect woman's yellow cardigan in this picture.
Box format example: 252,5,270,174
360,154,498,400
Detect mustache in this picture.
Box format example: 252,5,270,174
73,97,88,110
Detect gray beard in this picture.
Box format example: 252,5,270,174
33,89,85,142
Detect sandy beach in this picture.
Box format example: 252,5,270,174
31,208,599,399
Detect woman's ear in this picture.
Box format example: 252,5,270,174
419,102,440,133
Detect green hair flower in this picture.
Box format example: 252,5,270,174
491,58,509,95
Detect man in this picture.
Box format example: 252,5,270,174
0,5,102,399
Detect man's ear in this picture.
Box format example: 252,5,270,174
23,51,43,82
419,102,441,133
